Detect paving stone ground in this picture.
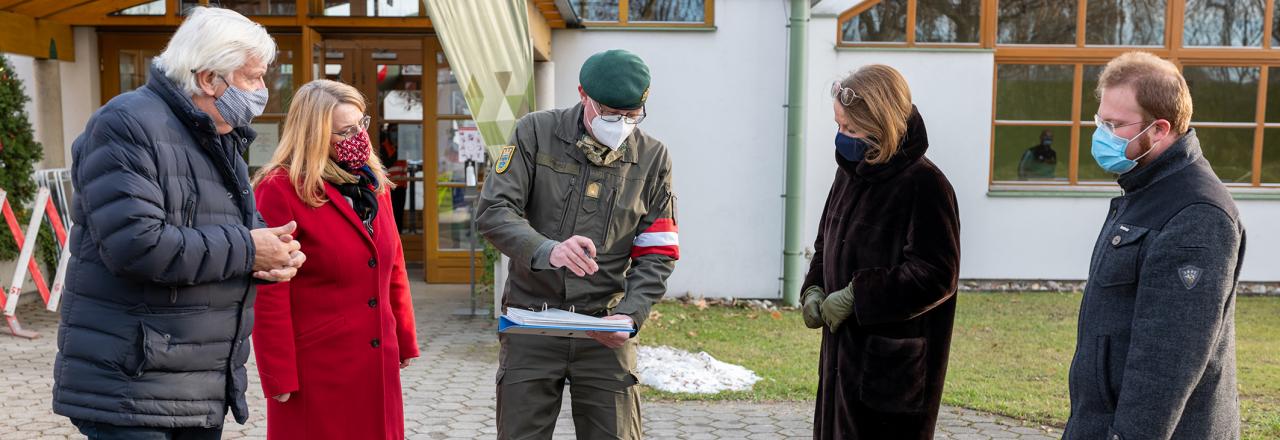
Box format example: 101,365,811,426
0,271,1062,439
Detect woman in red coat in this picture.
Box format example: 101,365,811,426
252,79,420,439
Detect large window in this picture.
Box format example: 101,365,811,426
839,0,983,46
181,0,297,16
840,0,1280,189
111,0,166,16
321,0,426,17
246,36,300,173
572,0,712,27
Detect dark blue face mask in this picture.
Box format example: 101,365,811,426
835,132,868,162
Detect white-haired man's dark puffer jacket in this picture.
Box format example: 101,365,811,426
53,63,262,428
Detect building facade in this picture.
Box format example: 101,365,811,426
3,0,1277,299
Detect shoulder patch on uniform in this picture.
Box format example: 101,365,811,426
495,145,516,174
1179,265,1202,290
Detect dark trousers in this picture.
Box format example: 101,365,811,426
496,333,641,440
72,419,223,440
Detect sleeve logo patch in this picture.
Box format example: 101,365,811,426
495,145,516,174
1179,265,1202,290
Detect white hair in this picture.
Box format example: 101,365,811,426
154,7,276,96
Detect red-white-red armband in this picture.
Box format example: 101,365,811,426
630,218,679,260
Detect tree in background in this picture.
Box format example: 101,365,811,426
0,55,60,277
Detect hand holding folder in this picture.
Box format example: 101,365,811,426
499,307,634,339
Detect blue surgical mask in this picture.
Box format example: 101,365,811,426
213,75,268,128
835,132,868,162
1091,119,1155,175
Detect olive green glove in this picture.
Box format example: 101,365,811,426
801,286,826,329
821,283,855,331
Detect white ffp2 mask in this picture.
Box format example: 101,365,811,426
589,117,636,150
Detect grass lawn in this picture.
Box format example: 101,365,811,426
638,303,822,402
638,293,1280,440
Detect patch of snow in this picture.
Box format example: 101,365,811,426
636,345,761,394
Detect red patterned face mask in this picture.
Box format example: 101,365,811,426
334,130,371,169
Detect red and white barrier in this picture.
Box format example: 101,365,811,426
0,186,72,339
5,188,51,315
43,187,70,313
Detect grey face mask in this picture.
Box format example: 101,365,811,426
213,75,268,128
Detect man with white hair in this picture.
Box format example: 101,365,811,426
53,7,305,438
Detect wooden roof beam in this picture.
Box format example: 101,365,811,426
11,0,97,19
0,10,75,61
526,0,552,60
0,0,34,10
48,0,158,24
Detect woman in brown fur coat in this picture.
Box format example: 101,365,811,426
803,64,962,440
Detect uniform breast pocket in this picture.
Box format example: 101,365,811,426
531,154,580,239
602,178,647,253
574,175,621,247
1093,224,1150,287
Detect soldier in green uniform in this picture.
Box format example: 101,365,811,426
476,49,678,439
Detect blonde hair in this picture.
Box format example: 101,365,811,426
836,64,914,165
254,80,390,207
1097,51,1193,135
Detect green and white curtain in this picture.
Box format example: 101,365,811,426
425,0,535,161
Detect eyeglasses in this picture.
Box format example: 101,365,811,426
333,115,372,140
831,81,859,106
591,100,646,124
1093,114,1150,133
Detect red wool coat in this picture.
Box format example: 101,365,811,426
252,170,420,440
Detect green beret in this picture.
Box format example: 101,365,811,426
579,49,650,110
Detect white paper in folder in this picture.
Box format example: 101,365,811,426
499,307,634,338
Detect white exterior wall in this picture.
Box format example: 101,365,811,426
1234,201,1280,281
5,54,40,143
60,27,101,167
551,0,790,298
4,28,99,170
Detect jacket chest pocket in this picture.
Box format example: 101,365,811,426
602,176,647,253
1092,224,1149,287
532,153,580,239
573,174,622,248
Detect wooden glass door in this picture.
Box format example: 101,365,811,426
322,38,427,268
323,36,480,283
99,33,481,283
423,37,485,283
99,33,165,105
99,32,301,175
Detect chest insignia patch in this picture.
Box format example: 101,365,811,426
1179,265,1202,290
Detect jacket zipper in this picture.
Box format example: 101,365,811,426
557,178,576,237
574,166,592,235
184,198,196,227
602,187,618,245
669,193,678,225
171,199,197,304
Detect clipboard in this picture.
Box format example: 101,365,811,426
498,307,634,339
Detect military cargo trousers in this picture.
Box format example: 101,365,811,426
496,333,641,440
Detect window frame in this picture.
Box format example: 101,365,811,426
178,0,298,16
839,0,1280,190
837,0,991,48
311,0,429,18
575,0,715,29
